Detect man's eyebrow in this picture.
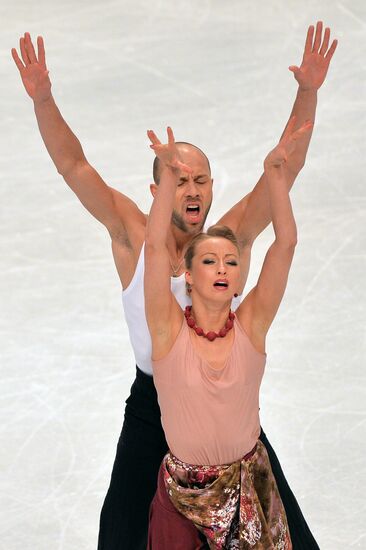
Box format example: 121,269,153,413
179,174,208,181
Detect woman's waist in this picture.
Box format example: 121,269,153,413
164,417,260,466
165,441,259,488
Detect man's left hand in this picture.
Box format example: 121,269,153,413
289,21,338,91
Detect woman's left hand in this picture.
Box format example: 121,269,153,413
264,117,313,169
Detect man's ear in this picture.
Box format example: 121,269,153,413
150,183,158,197
185,271,192,286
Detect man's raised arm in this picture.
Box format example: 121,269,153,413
219,21,337,245
12,32,143,239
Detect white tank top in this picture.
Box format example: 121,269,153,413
122,243,242,376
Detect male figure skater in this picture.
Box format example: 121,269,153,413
12,22,337,550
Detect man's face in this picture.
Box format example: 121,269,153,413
151,145,213,235
172,146,213,235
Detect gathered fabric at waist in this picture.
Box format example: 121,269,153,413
163,440,292,549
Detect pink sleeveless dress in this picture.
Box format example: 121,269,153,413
148,319,292,549
153,317,266,465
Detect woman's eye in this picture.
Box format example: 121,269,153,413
203,259,214,264
227,261,238,266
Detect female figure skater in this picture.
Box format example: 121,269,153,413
144,119,313,549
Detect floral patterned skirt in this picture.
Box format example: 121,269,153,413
163,440,292,549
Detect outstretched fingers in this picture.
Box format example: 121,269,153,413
147,129,162,147
11,47,25,73
147,127,192,174
319,26,330,56
278,121,313,163
24,32,38,64
325,39,338,63
148,127,176,147
289,120,313,141
37,36,47,69
177,160,193,174
281,119,313,158
304,25,314,55
312,21,323,53
19,36,30,66
281,116,297,143
12,32,42,72
309,20,337,62
167,126,175,145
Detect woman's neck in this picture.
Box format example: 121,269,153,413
190,299,232,334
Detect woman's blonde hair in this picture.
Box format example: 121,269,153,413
184,225,240,270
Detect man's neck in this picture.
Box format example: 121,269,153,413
166,224,200,258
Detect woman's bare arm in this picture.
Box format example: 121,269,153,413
237,118,313,351
144,128,191,358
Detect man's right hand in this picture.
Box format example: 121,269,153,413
11,31,146,289
12,32,51,103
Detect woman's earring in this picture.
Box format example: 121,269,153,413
234,293,238,298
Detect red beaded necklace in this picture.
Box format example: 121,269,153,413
184,305,235,341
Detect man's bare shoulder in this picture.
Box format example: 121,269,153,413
110,187,147,228
216,192,250,236
109,187,147,288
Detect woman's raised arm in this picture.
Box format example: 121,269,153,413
144,128,192,356
237,118,313,352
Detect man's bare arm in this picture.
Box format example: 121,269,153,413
12,32,144,239
219,21,337,245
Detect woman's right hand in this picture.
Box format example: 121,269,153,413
12,32,51,103
147,127,192,175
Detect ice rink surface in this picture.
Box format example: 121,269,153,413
1,1,365,548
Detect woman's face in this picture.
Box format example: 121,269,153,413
186,237,241,302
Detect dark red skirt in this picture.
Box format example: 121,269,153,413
147,460,209,549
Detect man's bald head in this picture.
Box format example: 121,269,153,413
152,142,211,184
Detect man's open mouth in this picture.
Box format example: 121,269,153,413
185,204,201,221
186,204,200,214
